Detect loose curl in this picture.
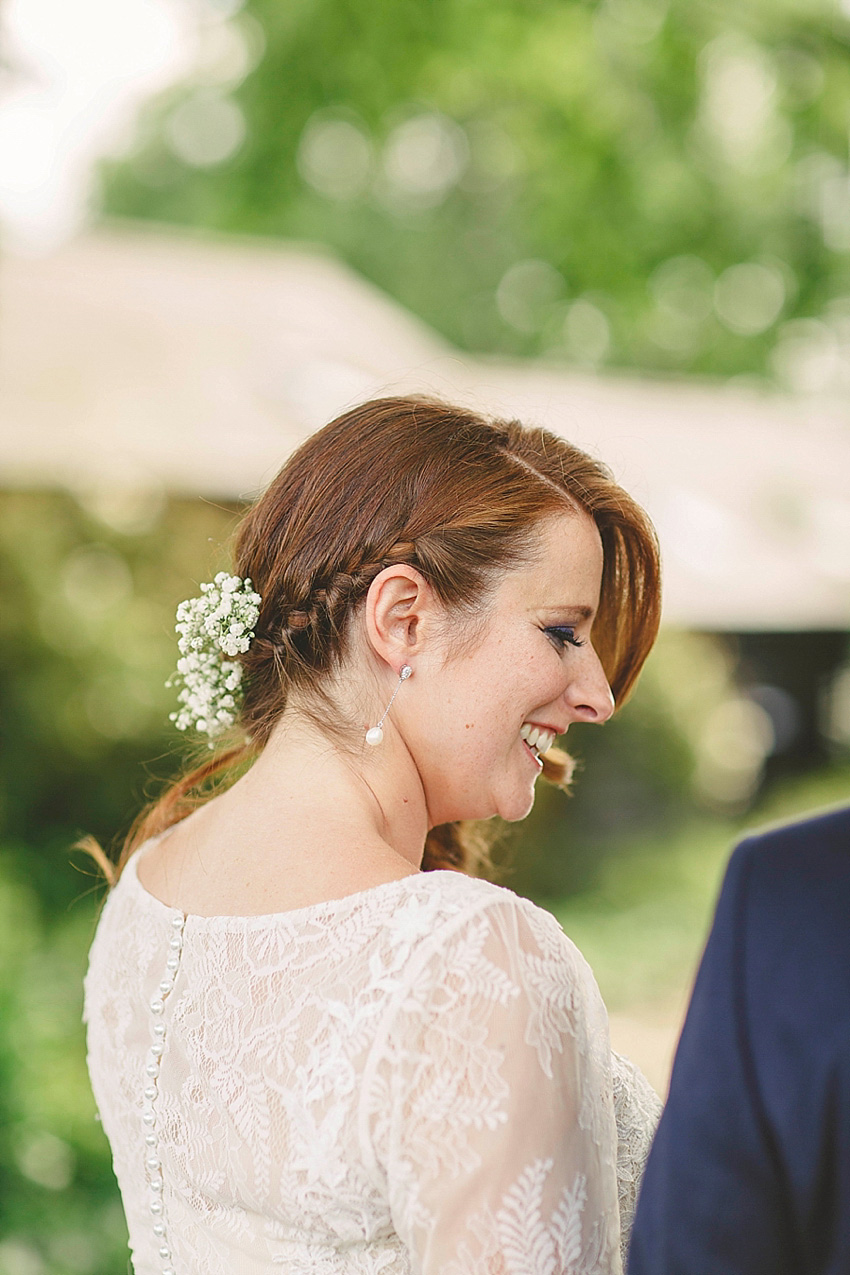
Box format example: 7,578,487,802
92,396,661,884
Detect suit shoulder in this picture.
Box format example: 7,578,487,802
737,803,850,858
721,805,850,961
731,803,850,885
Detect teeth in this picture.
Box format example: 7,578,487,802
520,724,556,755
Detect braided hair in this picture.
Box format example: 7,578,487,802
111,395,660,881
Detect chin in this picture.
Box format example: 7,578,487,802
498,788,537,824
436,790,533,825
434,772,538,825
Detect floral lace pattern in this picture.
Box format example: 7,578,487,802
611,1053,662,1268
84,850,659,1275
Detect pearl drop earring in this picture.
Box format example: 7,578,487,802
365,665,412,745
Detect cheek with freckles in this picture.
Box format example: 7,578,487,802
409,628,571,822
419,708,513,822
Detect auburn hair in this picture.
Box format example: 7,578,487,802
90,396,660,885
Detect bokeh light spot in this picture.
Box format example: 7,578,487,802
61,545,133,616
0,1239,45,1275
714,261,786,336
496,259,565,334
379,112,469,209
695,696,774,807
165,90,245,167
297,112,373,201
563,298,611,366
698,35,791,174
15,1130,75,1191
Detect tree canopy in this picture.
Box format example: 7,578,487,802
102,0,850,389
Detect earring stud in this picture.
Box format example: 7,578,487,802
366,665,412,745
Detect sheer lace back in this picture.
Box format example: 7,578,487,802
84,850,658,1275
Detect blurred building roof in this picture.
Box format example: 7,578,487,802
2,223,849,630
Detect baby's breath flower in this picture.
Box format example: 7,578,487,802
167,572,262,743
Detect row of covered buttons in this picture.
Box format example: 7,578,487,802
142,911,186,1275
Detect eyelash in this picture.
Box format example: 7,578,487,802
544,626,586,651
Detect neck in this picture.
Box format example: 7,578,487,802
222,710,430,871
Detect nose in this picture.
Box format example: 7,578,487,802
565,646,615,724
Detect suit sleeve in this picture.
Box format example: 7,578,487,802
627,838,797,1275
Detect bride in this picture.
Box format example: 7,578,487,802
84,395,662,1274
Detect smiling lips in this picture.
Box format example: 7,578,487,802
520,723,557,759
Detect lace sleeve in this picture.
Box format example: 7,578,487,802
361,893,623,1274
611,1052,662,1266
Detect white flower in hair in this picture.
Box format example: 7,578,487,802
167,572,262,742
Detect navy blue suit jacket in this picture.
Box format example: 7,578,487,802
628,805,850,1275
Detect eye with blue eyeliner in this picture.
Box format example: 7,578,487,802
543,625,586,651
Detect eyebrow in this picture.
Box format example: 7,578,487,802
538,605,595,620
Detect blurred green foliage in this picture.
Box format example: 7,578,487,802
102,0,850,387
0,491,238,916
0,873,128,1275
554,758,850,1011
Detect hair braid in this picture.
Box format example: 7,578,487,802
106,395,660,883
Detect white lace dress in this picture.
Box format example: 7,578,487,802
84,847,660,1275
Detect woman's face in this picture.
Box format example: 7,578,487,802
402,511,615,827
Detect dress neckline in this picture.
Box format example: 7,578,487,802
126,837,446,927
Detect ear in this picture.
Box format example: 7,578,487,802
364,564,437,669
